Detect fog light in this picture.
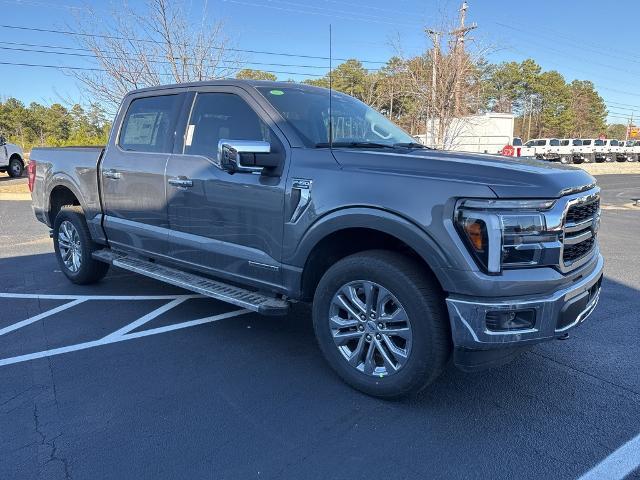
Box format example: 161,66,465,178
485,309,535,331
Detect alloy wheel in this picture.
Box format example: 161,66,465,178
58,220,82,273
329,280,413,377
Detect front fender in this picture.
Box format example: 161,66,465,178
288,207,454,289
6,144,24,161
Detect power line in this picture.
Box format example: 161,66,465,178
0,60,324,78
0,44,337,71
221,0,421,28
494,22,640,67
0,23,388,64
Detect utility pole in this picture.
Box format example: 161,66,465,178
527,95,534,141
449,1,477,116
426,29,441,147
626,112,634,141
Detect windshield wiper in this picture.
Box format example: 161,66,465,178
314,141,393,149
392,142,431,149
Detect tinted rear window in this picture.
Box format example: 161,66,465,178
119,95,180,153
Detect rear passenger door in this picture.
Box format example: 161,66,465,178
101,92,184,257
165,87,288,289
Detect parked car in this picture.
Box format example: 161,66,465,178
581,139,600,163
558,139,590,164
29,81,604,398
631,141,640,162
603,139,622,162
0,135,25,177
592,139,611,163
619,140,637,162
499,137,535,158
523,138,561,161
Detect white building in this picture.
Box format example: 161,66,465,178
415,112,515,154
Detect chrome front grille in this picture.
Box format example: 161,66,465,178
561,195,600,269
565,199,600,224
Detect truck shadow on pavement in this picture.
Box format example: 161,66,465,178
1,251,639,479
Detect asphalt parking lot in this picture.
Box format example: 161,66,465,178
1,174,639,480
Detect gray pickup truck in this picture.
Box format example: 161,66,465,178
30,80,603,398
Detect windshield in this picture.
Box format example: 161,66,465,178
583,140,592,145
595,139,604,146
512,138,522,146
550,139,560,146
572,139,583,146
257,86,416,147
610,140,619,146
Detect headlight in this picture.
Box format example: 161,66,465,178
455,199,559,273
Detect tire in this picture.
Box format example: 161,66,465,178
559,156,571,164
7,158,23,178
53,205,110,285
312,250,451,399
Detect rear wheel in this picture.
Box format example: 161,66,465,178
312,250,451,398
53,205,110,284
7,158,23,178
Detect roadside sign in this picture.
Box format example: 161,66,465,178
501,144,515,156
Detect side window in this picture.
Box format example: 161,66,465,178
550,139,560,147
184,92,276,157
524,140,534,147
119,95,180,153
583,140,592,146
537,140,547,146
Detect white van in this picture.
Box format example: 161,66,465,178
558,139,589,164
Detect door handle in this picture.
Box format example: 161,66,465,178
168,177,194,188
103,169,122,180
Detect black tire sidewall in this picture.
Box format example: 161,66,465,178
312,252,449,398
53,208,104,284
8,159,23,178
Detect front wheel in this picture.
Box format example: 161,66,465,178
7,158,23,178
312,250,451,398
53,205,110,284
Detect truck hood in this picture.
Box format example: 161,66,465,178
332,149,596,198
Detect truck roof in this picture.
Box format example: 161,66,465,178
126,79,325,96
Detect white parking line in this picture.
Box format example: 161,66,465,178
0,292,200,301
0,299,85,336
102,298,188,340
578,433,640,480
0,308,250,367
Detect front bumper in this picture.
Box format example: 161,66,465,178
446,252,603,369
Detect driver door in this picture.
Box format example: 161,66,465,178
165,87,288,289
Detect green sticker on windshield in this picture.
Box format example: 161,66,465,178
270,89,284,96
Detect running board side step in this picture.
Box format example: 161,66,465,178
92,250,289,316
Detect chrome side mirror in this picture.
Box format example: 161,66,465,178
0,136,6,146
217,139,271,173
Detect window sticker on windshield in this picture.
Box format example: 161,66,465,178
270,90,284,96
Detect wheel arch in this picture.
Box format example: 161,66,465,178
48,182,83,225
9,153,24,166
294,208,452,301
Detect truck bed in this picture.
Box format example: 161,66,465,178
30,146,105,240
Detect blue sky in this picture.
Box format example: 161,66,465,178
0,0,638,124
